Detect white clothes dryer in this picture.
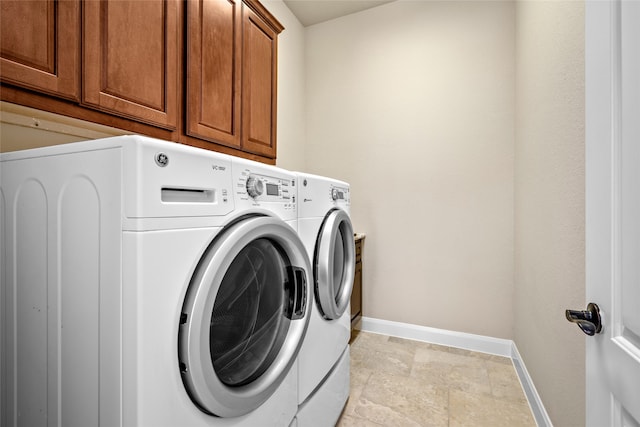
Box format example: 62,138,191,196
293,172,355,427
0,135,311,427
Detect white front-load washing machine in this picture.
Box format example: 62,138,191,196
0,135,311,427
294,173,355,427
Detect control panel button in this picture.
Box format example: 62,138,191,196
246,175,264,198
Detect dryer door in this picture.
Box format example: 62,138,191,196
315,209,356,320
179,216,311,418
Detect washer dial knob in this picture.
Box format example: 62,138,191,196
246,175,264,198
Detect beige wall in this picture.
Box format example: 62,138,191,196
264,0,307,171
304,0,516,339
514,1,585,425
0,102,131,152
303,2,586,424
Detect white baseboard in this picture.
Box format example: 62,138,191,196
359,316,513,357
510,343,554,427
358,316,553,427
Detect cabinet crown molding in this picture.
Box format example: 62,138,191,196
244,0,284,33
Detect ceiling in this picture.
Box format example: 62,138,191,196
283,0,396,27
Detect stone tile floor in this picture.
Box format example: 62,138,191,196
337,331,536,427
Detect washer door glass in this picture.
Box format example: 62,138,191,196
179,216,311,418
211,238,291,387
315,209,356,320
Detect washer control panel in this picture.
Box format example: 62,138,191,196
236,170,295,206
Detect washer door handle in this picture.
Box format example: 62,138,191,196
287,266,307,320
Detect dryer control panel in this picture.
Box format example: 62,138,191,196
330,185,350,204
297,172,351,218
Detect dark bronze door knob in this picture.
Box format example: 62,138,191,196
566,302,602,336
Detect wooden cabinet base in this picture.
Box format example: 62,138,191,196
351,235,365,328
0,89,275,165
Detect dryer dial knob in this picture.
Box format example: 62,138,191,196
246,176,264,198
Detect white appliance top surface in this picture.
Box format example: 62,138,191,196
296,172,350,218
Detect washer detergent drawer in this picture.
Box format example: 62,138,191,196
122,137,235,219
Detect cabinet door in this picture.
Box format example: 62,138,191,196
186,0,242,148
351,261,362,322
82,0,179,130
241,3,279,158
0,0,80,100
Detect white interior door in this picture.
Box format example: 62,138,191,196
585,0,640,425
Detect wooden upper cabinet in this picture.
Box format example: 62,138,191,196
82,0,179,130
1,0,282,162
186,0,242,148
186,0,282,158
0,0,80,100
241,3,280,158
